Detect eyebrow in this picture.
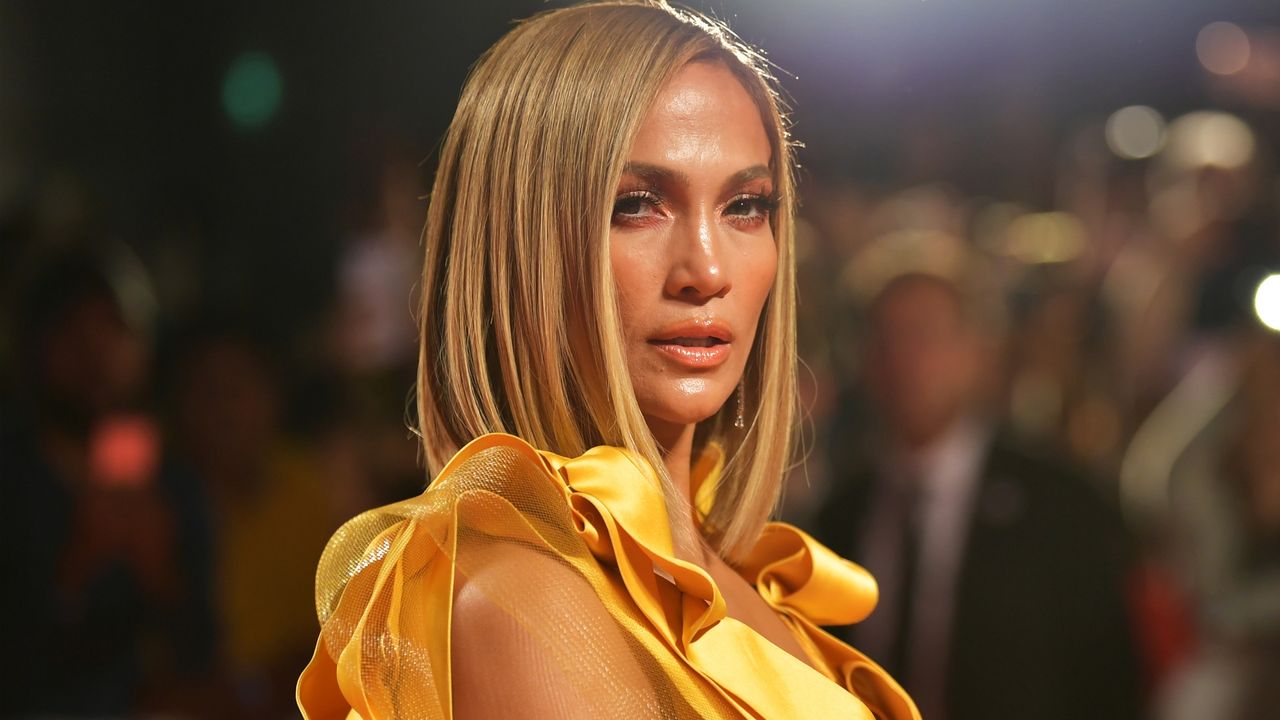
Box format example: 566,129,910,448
724,164,773,188
621,162,773,192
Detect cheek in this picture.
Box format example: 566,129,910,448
609,231,663,338
739,238,779,321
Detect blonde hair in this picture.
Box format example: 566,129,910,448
415,0,797,562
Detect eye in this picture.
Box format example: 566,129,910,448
724,193,778,220
612,191,662,224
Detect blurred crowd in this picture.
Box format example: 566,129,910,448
4,7,1280,720
0,151,428,718
778,98,1280,712
785,104,1280,719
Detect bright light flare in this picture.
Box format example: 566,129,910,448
1254,273,1280,332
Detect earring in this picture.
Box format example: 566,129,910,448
734,379,746,429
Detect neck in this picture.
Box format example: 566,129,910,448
654,422,695,499
647,417,705,561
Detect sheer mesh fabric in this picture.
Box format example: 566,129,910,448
303,442,739,719
298,435,919,720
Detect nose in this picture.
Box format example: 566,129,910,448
664,208,730,302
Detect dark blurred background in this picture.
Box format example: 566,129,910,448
3,1,1279,718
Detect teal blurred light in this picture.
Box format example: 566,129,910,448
222,51,282,131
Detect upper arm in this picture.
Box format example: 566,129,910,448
451,558,595,720
449,542,663,719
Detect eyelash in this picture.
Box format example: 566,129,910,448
726,193,779,218
611,191,779,225
612,190,662,219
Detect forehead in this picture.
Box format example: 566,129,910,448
626,60,772,170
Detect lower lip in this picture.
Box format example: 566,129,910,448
649,342,731,369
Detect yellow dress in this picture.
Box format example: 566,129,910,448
297,433,919,719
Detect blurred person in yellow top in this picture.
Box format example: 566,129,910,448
170,320,337,716
296,2,919,718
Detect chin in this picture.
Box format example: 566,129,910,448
639,379,735,427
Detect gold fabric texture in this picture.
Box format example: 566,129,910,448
297,433,920,719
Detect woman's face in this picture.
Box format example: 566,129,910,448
610,60,777,441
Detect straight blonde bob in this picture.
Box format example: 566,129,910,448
415,0,798,563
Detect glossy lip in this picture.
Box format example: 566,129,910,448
647,318,734,370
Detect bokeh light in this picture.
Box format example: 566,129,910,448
1005,211,1087,264
1163,111,1255,170
1197,21,1251,76
11,4,1280,718
1105,105,1166,159
1254,273,1280,332
89,415,160,489
222,51,283,131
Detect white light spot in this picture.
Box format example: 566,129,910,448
1254,274,1280,332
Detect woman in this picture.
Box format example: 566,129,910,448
298,2,919,718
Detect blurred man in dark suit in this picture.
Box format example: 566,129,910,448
817,269,1144,720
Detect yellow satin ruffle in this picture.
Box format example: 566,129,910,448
297,433,919,720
